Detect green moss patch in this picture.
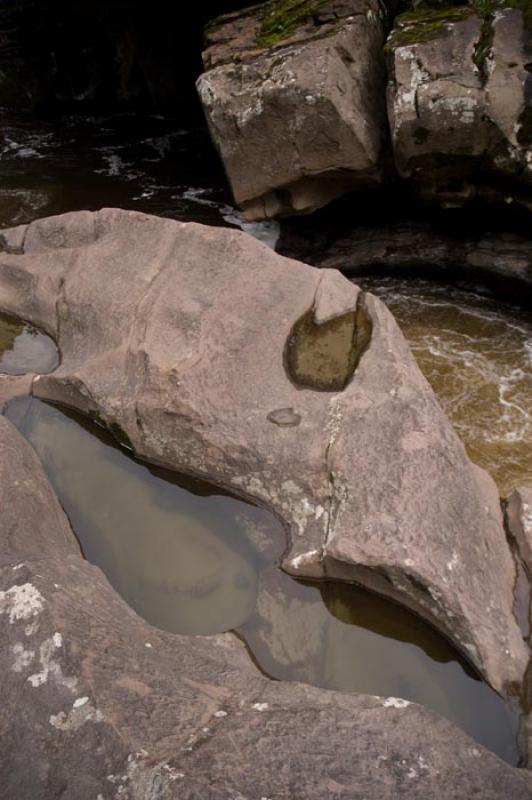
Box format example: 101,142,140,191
386,5,471,49
256,0,329,48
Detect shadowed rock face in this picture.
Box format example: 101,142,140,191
197,0,387,219
2,414,532,798
0,208,527,696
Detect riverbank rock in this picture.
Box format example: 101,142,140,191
197,0,387,220
1,419,532,798
507,487,532,572
386,5,532,207
0,208,527,694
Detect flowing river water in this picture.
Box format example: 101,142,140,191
1,110,532,763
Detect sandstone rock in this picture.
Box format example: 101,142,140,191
507,487,532,573
0,208,527,694
386,5,532,206
197,0,387,220
0,415,78,558
1,430,532,798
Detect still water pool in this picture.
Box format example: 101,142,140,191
6,396,520,763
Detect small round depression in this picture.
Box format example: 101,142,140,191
0,311,59,376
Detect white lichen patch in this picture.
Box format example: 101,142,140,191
288,549,320,570
430,95,478,125
214,710,228,718
73,696,89,708
11,642,35,673
252,702,269,711
232,472,326,538
27,633,78,692
50,699,103,731
393,48,430,129
0,583,45,624
446,551,459,572
108,751,186,797
383,697,411,709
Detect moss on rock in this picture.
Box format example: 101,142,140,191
256,0,329,48
386,5,471,49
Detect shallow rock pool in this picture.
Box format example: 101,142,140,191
6,396,520,763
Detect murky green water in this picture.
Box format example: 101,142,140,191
6,396,520,763
0,312,59,375
360,278,532,497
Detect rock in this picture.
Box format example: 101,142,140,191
386,5,532,207
277,218,532,291
0,374,33,411
1,430,532,798
507,487,532,573
0,415,78,559
0,208,527,695
197,0,387,220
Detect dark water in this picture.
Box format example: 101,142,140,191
0,312,59,375
6,396,520,763
0,110,279,247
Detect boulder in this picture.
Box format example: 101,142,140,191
0,208,527,695
1,418,532,798
197,0,387,219
386,5,532,206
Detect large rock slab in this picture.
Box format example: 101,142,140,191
197,0,387,219
0,208,527,694
386,5,532,206
1,418,532,798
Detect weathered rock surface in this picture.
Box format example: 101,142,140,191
2,416,532,798
197,0,387,219
386,5,532,206
0,415,78,558
508,486,532,573
0,208,527,694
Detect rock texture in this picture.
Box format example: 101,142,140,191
197,0,387,219
507,487,532,573
2,414,532,798
386,5,532,206
0,208,527,695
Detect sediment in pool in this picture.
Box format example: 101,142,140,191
4,395,521,764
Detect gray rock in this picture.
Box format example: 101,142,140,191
197,0,387,219
1,425,532,798
0,208,526,695
386,6,531,206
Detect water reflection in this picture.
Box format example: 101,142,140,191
5,397,520,763
359,278,532,496
0,312,59,375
